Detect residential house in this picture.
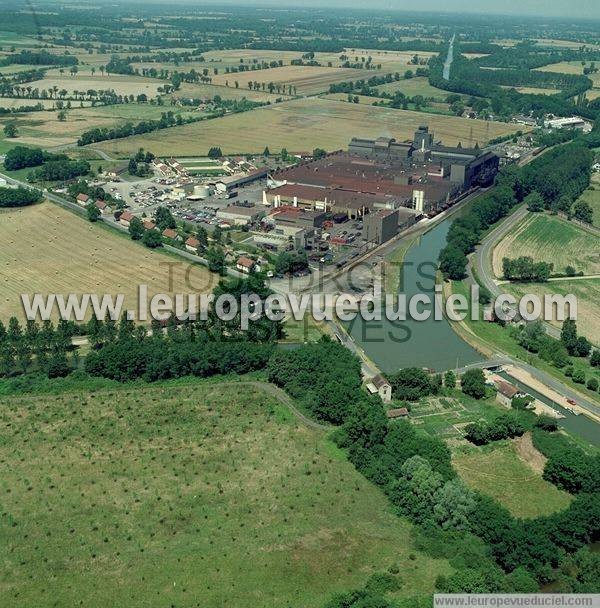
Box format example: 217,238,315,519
76,193,90,206
236,256,255,274
143,220,156,231
495,380,524,408
372,374,392,403
185,237,200,253
119,211,134,227
95,200,108,215
162,228,179,241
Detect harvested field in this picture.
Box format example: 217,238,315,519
453,441,572,519
492,213,600,277
95,97,526,157
174,82,286,102
0,203,216,322
536,61,600,87
0,379,451,606
500,86,561,95
211,65,360,95
25,74,163,99
374,77,451,99
504,279,600,343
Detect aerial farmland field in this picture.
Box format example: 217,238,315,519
95,97,526,157
535,61,600,87
373,76,451,99
492,213,600,278
25,73,163,99
211,64,361,95
0,203,216,322
0,379,451,607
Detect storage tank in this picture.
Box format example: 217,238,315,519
193,184,211,199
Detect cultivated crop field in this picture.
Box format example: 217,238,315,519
493,213,600,277
95,97,525,157
0,203,215,322
211,65,361,95
373,77,450,100
174,82,286,102
0,103,198,148
0,379,451,606
453,441,572,519
26,73,163,99
535,61,600,87
504,279,600,343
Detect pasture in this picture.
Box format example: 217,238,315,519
0,379,451,606
453,441,572,519
492,213,600,277
0,203,216,322
211,64,361,95
500,86,562,95
94,97,525,157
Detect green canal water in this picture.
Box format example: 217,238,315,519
346,216,482,373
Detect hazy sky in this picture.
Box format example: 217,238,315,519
244,0,600,20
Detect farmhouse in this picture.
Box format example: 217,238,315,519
495,380,525,408
236,256,256,274
162,228,179,240
119,211,134,227
185,237,200,253
366,374,393,404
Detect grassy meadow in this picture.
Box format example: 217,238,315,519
0,203,216,322
94,97,525,157
578,172,600,228
0,378,452,606
453,441,572,519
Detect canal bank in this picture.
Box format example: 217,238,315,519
345,210,483,373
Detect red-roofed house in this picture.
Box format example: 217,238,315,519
162,228,179,241
236,256,255,274
95,200,108,215
185,237,200,253
119,211,134,227
143,220,156,231
76,193,90,206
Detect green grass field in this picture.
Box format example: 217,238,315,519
578,173,600,228
493,213,600,277
94,97,525,157
453,441,572,519
0,377,451,606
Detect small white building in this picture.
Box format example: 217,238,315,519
366,374,392,404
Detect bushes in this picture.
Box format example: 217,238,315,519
266,338,363,424
533,429,600,494
389,367,434,401
28,159,90,182
0,185,42,208
464,413,526,445
460,369,486,399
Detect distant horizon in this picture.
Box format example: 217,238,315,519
137,0,600,21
